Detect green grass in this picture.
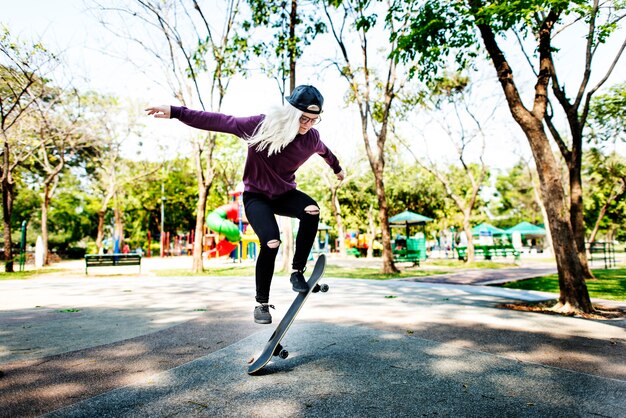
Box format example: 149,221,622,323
323,265,450,280
0,269,63,280
425,259,517,269
154,258,515,279
155,265,452,280
155,265,257,277
500,268,626,301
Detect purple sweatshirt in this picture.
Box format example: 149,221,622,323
171,106,343,199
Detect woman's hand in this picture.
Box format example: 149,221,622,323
336,169,346,181
145,105,171,119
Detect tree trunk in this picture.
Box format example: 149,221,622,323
525,124,593,312
114,196,124,252
2,176,14,273
474,10,594,313
330,185,346,256
41,184,50,266
588,186,624,243
96,211,106,253
569,162,594,279
289,0,297,90
462,213,474,263
530,170,554,254
192,184,209,273
373,168,397,273
588,204,608,244
366,204,375,258
192,137,215,273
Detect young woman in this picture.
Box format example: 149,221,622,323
146,85,345,324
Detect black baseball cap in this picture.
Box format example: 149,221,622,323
286,85,324,114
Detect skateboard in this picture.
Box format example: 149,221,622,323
247,254,329,375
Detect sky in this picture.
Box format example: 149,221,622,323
3,0,625,173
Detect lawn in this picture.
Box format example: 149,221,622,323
0,269,62,280
155,265,452,280
153,258,513,280
500,268,626,301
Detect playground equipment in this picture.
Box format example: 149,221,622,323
344,231,383,257
206,202,242,257
205,189,260,260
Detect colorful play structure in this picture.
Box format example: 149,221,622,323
205,190,260,261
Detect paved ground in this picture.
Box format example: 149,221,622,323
1,255,625,417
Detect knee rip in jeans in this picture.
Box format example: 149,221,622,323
267,239,280,249
304,205,320,216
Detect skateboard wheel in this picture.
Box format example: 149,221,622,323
278,349,289,359
319,284,329,292
312,284,320,293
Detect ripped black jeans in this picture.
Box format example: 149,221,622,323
243,190,320,304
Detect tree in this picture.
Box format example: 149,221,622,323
0,26,56,272
244,0,327,271
28,86,97,265
584,148,626,243
538,0,626,279
389,0,600,313
322,0,415,273
94,0,248,271
245,0,326,95
396,76,492,262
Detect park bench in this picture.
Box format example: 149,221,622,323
456,245,520,261
84,253,142,275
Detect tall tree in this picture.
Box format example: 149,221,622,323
94,0,248,271
0,27,56,272
389,0,600,313
29,86,94,265
322,0,414,273
397,76,492,262
244,0,326,271
538,0,626,278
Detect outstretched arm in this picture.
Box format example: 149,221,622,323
145,105,171,119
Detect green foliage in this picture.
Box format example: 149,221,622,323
586,82,626,144
387,0,592,82
583,148,626,239
244,0,327,86
491,161,543,226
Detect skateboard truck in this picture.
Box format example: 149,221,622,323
312,283,329,293
273,343,289,359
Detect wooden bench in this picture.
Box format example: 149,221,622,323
85,253,142,274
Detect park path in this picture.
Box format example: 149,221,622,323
1,256,624,417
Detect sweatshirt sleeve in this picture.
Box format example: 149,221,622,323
170,106,262,138
314,133,343,174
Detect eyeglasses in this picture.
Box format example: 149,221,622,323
299,115,321,125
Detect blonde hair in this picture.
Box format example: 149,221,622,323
247,104,302,156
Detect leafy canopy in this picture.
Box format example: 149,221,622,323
387,0,582,82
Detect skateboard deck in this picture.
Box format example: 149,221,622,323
247,254,328,375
